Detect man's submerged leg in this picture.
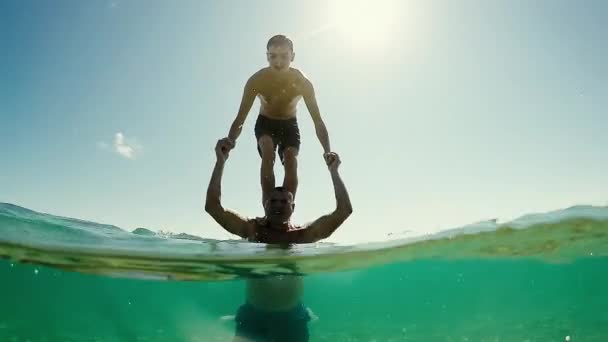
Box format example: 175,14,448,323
281,146,299,199
233,303,267,342
269,304,311,342
258,135,276,203
233,303,310,342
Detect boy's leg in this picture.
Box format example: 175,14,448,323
281,147,299,199
278,117,301,200
258,135,276,204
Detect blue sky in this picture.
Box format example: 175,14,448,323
1,0,606,244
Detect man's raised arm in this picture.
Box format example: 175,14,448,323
299,152,353,243
205,138,253,239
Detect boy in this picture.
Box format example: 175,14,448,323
223,35,333,203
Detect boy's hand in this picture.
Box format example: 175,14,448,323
324,152,341,172
215,138,234,162
323,152,335,165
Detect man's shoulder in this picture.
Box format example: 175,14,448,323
247,217,303,229
251,216,267,226
287,223,321,244
287,223,306,232
248,219,306,234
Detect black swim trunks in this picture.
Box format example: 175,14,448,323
234,302,311,342
254,115,301,164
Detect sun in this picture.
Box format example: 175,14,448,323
328,0,400,49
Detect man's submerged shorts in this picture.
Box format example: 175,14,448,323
254,115,301,164
234,302,311,342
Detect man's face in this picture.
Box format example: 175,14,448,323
264,190,295,224
266,45,294,72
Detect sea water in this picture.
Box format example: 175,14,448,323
1,202,607,341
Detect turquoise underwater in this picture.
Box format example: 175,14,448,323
1,202,607,341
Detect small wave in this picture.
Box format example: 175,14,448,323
1,202,607,281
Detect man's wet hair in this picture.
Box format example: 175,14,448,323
267,35,294,52
271,186,294,200
273,186,289,193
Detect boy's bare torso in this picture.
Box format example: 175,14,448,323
251,67,307,120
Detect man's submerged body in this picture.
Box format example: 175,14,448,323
236,219,310,341
233,275,309,342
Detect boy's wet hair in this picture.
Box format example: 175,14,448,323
267,35,294,52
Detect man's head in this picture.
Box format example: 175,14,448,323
264,186,295,226
266,35,294,72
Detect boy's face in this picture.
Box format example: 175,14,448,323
266,44,294,72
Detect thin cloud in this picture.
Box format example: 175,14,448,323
96,132,141,159
114,132,140,159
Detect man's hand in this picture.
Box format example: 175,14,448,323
215,138,234,162
324,152,340,172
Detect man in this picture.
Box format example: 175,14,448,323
223,34,333,203
205,138,352,341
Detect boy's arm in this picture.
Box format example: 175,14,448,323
227,77,257,146
297,153,352,243
302,78,331,154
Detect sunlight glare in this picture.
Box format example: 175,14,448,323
329,0,400,50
